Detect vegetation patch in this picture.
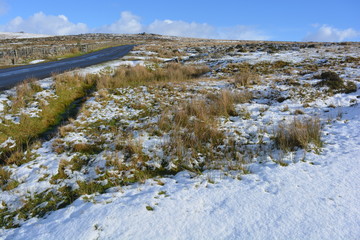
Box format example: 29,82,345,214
316,71,357,93
275,117,322,152
0,73,98,164
96,63,209,89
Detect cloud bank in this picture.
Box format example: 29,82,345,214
304,25,360,42
1,12,88,35
0,11,269,40
98,11,143,34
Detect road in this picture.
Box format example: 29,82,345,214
0,44,135,90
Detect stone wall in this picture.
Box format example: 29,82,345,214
0,41,119,65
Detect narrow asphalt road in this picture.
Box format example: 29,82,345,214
0,44,135,90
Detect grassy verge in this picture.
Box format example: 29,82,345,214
0,73,98,164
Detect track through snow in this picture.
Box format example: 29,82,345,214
2,107,359,239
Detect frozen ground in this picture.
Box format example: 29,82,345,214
0,32,50,39
0,40,359,239
1,103,359,239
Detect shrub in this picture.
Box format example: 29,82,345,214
318,71,345,90
316,71,357,93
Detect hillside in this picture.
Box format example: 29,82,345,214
0,35,359,239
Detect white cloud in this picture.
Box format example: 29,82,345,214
0,12,89,35
304,25,360,42
147,20,216,39
218,25,269,41
98,11,143,34
98,11,268,40
0,11,268,40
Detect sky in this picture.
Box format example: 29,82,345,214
0,0,359,42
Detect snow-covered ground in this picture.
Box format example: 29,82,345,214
0,40,359,239
2,103,359,239
0,32,50,39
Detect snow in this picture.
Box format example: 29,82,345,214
77,59,145,75
0,32,50,39
29,60,46,64
2,109,360,239
1,104,359,239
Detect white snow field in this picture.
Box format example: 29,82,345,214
1,105,359,239
0,32,50,39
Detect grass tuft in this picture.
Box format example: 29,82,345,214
275,116,322,152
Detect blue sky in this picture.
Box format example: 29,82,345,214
0,0,359,41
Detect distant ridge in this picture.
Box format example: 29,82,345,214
0,32,50,39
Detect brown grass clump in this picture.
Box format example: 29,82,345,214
158,89,252,166
208,90,252,117
96,63,209,89
0,167,11,186
316,71,357,93
59,125,75,138
234,66,260,87
227,60,290,77
10,78,42,112
51,159,69,181
72,143,102,155
4,150,25,165
275,116,322,152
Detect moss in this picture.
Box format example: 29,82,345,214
146,205,154,211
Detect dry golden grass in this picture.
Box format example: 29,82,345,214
159,96,230,166
234,66,260,87
10,78,42,112
0,167,11,186
96,63,209,89
275,116,322,151
51,159,69,181
59,125,75,138
208,90,252,117
142,45,183,58
158,88,253,166
72,143,102,155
